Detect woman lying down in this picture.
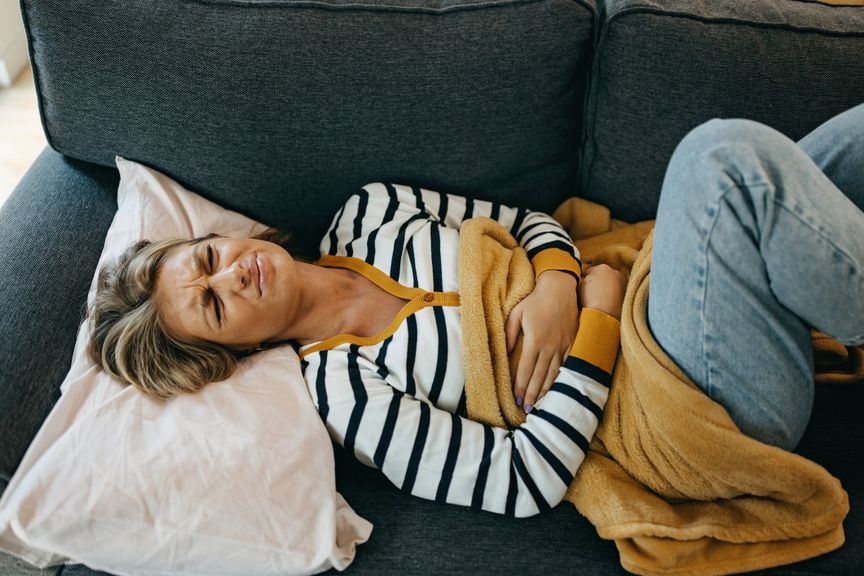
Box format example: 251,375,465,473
88,110,864,518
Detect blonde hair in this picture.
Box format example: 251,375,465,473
88,238,246,400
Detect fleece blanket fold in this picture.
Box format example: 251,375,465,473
460,197,859,575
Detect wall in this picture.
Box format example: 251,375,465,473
0,3,28,87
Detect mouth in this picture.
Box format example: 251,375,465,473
252,254,263,297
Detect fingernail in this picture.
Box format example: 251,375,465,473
524,403,533,414
516,396,523,407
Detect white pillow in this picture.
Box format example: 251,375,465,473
0,157,372,576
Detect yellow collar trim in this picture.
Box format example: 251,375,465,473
299,255,460,359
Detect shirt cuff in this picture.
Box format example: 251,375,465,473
530,247,582,282
568,307,621,374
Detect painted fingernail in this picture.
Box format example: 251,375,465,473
516,396,523,407
524,403,533,414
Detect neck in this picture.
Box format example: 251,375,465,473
276,262,361,345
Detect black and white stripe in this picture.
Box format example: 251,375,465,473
319,183,580,281
304,183,609,517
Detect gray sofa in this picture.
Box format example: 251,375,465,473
1,0,863,574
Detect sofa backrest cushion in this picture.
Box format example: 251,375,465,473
22,0,597,256
582,0,864,222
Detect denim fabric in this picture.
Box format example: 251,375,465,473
581,0,864,222
649,104,864,450
22,0,596,258
0,149,117,484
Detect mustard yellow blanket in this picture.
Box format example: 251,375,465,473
460,198,861,575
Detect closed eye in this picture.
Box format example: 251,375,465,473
207,244,215,273
207,288,222,324
204,244,221,324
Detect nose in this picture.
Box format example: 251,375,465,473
209,261,249,293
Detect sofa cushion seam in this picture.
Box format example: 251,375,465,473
608,6,864,39
182,0,593,16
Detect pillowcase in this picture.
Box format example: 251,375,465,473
0,157,371,576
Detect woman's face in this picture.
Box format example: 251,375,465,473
155,237,298,347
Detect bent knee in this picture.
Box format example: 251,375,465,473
677,118,786,155
671,118,792,171
660,118,794,211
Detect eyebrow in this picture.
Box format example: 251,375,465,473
191,243,205,275
190,243,216,332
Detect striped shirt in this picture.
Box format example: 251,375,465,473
300,182,620,517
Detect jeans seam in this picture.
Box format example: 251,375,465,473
698,185,730,399
771,197,863,276
700,179,772,398
770,199,864,343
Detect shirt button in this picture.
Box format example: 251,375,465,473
423,293,435,302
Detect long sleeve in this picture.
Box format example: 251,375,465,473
306,182,610,517
305,309,619,518
319,182,582,281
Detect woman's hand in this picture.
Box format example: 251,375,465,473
506,270,579,413
579,264,628,321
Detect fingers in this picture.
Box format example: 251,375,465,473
534,354,562,409
517,350,562,414
513,343,538,409
522,351,550,413
505,304,523,354
509,275,583,413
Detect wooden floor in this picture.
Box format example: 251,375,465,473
0,66,47,209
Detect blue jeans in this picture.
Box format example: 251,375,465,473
648,103,864,451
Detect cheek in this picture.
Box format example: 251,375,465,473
235,300,276,330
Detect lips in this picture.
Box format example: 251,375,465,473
254,254,265,297
251,254,263,297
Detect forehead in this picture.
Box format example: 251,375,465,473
154,241,208,338
157,241,200,286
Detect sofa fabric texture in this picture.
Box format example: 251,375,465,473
22,0,597,258
581,0,864,222
2,0,864,574
0,150,117,484
48,375,863,576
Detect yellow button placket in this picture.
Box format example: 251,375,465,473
299,256,460,359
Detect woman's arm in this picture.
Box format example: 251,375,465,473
509,263,628,410
321,182,582,280
305,315,619,517
321,183,585,409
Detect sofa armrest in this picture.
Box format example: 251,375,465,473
0,148,117,485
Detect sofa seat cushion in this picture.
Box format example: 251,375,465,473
23,0,597,257
582,0,864,222
49,381,864,576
